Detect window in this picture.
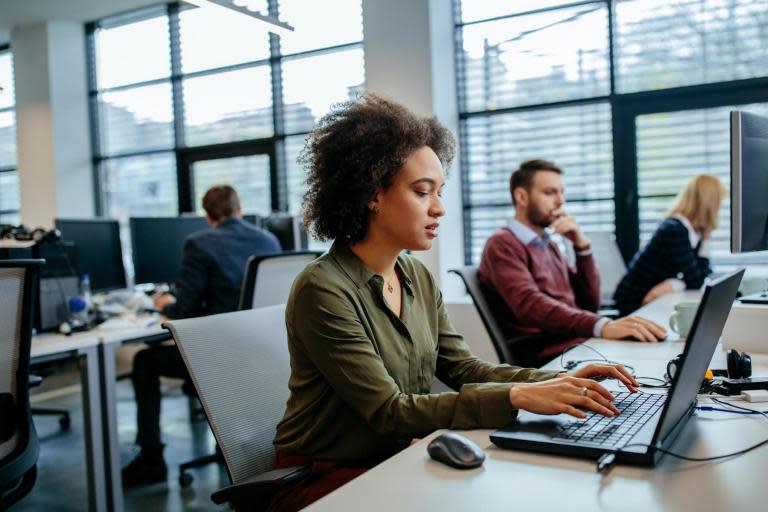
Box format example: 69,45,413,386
456,0,768,268
89,1,364,243
0,48,20,225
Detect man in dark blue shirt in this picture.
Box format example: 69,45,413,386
122,185,281,487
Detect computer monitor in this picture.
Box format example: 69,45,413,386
130,214,264,284
55,218,127,292
264,214,308,251
730,111,768,254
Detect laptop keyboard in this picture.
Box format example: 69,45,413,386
553,392,666,448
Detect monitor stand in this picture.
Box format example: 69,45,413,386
740,291,768,305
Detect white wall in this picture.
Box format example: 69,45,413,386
12,21,94,228
362,0,465,300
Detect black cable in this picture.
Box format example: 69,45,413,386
615,398,768,463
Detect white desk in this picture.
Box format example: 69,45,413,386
308,292,768,511
31,319,168,512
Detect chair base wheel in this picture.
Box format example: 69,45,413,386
179,472,193,487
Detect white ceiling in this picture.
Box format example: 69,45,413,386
0,0,162,35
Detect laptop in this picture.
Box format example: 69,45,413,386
491,268,745,466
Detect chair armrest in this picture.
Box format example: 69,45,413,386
211,465,311,506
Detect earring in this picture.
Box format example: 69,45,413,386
371,206,380,214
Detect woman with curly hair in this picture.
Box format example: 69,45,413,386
269,94,638,510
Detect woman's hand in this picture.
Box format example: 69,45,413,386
509,375,620,419
566,363,639,392
642,280,674,305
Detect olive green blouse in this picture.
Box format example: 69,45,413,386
273,243,559,462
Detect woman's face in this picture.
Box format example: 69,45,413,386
368,146,446,251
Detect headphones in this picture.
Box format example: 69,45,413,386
0,224,61,244
667,349,752,382
726,349,752,380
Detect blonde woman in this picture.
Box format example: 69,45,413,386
614,174,727,316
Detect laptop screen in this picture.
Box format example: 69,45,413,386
652,269,744,446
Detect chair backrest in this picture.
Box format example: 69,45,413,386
584,231,627,303
163,304,290,485
0,259,43,508
449,266,514,364
239,251,322,310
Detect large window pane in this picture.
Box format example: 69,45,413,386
99,83,174,155
460,4,609,111
465,103,613,206
637,102,768,262
179,3,270,74
95,11,171,88
278,0,362,55
0,171,20,213
458,1,583,24
464,103,614,262
0,112,16,167
192,155,272,216
182,65,273,146
101,153,178,220
0,51,14,109
615,0,768,93
281,47,364,133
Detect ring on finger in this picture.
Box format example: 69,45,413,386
579,386,588,397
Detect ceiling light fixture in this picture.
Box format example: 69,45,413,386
184,0,294,37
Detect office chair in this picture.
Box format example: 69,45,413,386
177,250,321,486
238,251,323,310
164,305,310,511
0,259,44,509
449,266,543,367
583,231,626,316
28,374,71,429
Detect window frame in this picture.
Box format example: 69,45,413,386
0,44,20,223
87,1,363,219
454,0,768,264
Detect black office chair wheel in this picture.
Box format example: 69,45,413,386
59,413,71,430
179,472,193,487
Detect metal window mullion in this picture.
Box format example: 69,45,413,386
269,0,286,213
85,21,105,216
458,119,474,264
168,3,190,213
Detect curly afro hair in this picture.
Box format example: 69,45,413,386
300,93,455,245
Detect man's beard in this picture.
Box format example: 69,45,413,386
526,203,553,228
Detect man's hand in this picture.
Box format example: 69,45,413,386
549,208,589,249
509,375,619,419
601,315,667,342
153,293,176,311
642,280,674,305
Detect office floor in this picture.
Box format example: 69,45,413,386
15,360,230,511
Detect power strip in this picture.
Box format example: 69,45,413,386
742,389,768,403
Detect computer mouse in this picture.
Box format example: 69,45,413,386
427,432,485,469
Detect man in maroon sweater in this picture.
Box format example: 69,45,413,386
478,159,666,364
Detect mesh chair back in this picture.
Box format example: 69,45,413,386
163,304,290,485
584,231,627,303
239,251,321,310
449,266,513,364
0,260,42,507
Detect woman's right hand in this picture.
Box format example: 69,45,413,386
508,376,620,419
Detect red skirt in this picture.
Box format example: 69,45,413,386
266,452,371,511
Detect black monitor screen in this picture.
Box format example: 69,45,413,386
130,215,267,284
55,218,127,292
264,214,307,251
130,216,208,285
731,111,768,254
